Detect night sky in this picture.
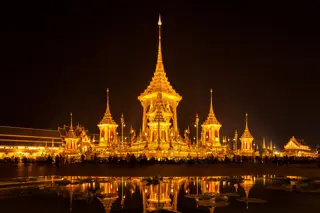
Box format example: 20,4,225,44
1,1,320,148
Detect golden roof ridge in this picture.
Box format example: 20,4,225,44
0,125,58,132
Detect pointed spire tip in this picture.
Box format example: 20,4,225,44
158,14,162,26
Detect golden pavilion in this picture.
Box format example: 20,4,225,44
282,136,313,157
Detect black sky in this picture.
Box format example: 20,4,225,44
1,1,320,148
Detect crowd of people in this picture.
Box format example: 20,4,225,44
0,153,319,167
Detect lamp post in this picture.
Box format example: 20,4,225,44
121,113,125,148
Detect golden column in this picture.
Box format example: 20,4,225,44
195,113,199,153
121,113,125,147
234,129,238,150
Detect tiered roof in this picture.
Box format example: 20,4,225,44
288,136,309,147
240,113,253,139
99,88,118,126
202,89,221,126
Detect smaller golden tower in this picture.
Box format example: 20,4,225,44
240,113,254,156
262,137,266,149
269,139,273,154
98,88,118,147
201,89,222,147
64,112,79,153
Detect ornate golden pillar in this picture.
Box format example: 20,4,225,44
173,104,178,134
142,104,147,132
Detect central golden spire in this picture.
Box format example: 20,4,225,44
138,14,181,101
157,14,163,63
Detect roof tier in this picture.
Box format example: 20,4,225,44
202,89,221,126
99,89,118,126
240,113,253,139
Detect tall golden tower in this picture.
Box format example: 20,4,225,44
137,15,182,149
240,113,254,155
201,89,222,147
98,88,118,146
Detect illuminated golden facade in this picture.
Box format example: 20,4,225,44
283,136,313,157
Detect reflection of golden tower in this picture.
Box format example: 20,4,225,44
64,183,79,212
142,177,181,212
98,181,119,213
240,113,254,155
201,89,222,147
98,196,118,213
201,177,220,195
98,88,118,146
138,14,182,143
240,176,254,209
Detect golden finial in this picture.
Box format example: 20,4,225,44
106,88,110,110
157,14,163,63
195,113,199,125
210,88,213,112
158,13,162,26
245,113,249,130
121,113,124,126
70,112,73,130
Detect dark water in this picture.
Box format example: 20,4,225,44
0,175,320,213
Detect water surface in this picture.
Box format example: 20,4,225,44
0,175,320,213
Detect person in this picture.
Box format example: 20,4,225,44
81,154,85,164
55,155,60,167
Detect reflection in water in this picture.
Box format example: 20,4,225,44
2,175,320,213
